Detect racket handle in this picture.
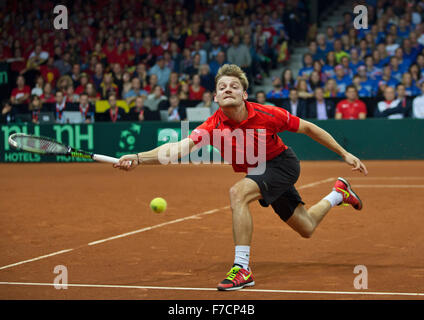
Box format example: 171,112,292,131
92,154,120,164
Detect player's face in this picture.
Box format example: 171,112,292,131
215,76,247,108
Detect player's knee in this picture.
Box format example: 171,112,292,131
229,184,248,207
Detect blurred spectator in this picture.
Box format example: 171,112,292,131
412,81,424,118
209,51,227,77
31,76,45,97
401,72,420,96
298,53,314,79
180,48,194,75
205,34,225,63
29,95,43,124
24,44,49,74
66,86,79,103
322,51,337,80
40,82,56,104
255,91,276,106
308,87,335,120
189,74,206,100
145,85,167,111
11,75,31,106
99,73,119,99
285,88,308,118
75,73,90,95
129,95,146,122
40,56,60,87
308,71,323,91
0,100,15,123
375,86,403,119
78,92,95,123
195,91,219,114
86,83,101,104
333,39,349,64
167,94,182,121
296,79,313,99
333,65,352,94
395,83,413,118
54,91,67,123
54,51,72,76
124,77,148,106
148,56,171,90
199,64,215,93
192,40,207,65
104,94,126,122
335,85,367,120
178,81,190,100
352,75,372,98
92,62,104,91
281,68,295,90
266,76,288,99
227,35,252,75
165,72,180,97
70,63,81,88
324,78,340,98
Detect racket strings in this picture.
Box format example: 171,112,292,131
13,136,68,154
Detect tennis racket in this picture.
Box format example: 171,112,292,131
8,133,119,164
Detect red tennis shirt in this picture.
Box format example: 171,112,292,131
189,100,300,173
335,99,367,119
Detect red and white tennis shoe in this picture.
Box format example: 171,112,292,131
334,177,363,210
217,265,255,291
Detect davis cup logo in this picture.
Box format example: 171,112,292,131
119,124,141,151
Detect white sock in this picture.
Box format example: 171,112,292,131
234,245,250,270
323,190,343,207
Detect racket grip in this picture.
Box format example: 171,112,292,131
92,154,120,164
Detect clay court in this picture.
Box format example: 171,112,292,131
1,160,424,300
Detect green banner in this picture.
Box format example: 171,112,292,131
1,119,424,163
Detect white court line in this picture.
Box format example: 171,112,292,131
0,177,333,271
0,282,423,297
353,185,424,188
346,177,424,180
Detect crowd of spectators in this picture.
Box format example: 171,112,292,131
263,0,424,119
1,0,307,124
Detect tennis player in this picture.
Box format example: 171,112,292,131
114,64,368,291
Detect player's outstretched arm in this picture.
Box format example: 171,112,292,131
296,119,368,175
113,137,196,171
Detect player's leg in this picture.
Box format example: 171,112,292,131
286,177,363,238
217,177,261,291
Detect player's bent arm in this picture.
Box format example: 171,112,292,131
296,119,368,175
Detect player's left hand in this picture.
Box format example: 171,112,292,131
343,152,368,175
113,154,138,171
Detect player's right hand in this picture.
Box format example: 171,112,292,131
113,154,139,171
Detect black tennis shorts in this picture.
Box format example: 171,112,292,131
246,147,304,222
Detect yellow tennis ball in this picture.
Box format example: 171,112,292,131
150,197,167,213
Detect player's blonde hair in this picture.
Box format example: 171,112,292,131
215,64,249,92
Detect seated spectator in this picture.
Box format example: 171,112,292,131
11,75,31,110
375,65,399,89
124,77,148,106
364,55,382,80
70,63,81,88
281,68,295,90
389,56,403,82
322,51,337,80
144,74,160,94
385,34,400,56
333,65,351,94
86,83,101,105
178,81,190,100
375,86,403,119
165,72,180,97
324,78,341,98
227,35,252,76
129,96,146,122
99,73,119,99
54,90,68,123
395,83,413,117
195,91,219,114
24,44,49,73
412,81,424,118
206,34,225,63
189,74,206,101
316,33,330,63
199,64,215,93
53,51,72,76
308,71,323,91
296,79,314,99
209,51,227,77
31,75,45,97
120,72,133,99
29,95,43,124
78,92,95,123
308,87,335,120
255,91,276,106
166,94,183,121
266,76,288,99
91,62,104,91
104,94,126,123
75,73,90,95
333,39,350,64
349,48,364,71
0,100,15,123
65,85,79,103
40,56,60,87
284,88,308,118
145,85,167,111
335,85,367,119
40,82,56,104
148,56,171,90
340,56,353,78
409,63,422,84
298,53,314,79
400,72,420,96
186,53,202,77
352,75,372,98
394,47,412,72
